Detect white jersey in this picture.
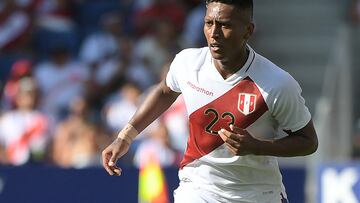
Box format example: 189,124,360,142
166,46,310,202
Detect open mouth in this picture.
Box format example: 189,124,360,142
210,43,221,51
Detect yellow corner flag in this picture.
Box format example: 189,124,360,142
138,158,169,203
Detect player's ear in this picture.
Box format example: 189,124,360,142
244,22,254,40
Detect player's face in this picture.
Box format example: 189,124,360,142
204,2,253,63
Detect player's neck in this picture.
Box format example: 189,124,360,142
213,48,249,80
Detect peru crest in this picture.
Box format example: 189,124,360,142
238,93,256,115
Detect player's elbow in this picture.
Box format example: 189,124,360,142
305,134,318,155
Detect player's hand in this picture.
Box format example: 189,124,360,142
102,137,130,176
218,125,259,156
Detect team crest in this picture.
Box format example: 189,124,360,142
238,93,256,115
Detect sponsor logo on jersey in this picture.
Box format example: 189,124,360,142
238,93,256,115
187,81,214,96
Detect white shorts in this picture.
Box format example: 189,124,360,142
174,181,224,203
173,181,289,203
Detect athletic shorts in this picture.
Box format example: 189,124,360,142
173,181,289,203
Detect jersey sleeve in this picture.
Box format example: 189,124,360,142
271,76,311,132
165,53,182,93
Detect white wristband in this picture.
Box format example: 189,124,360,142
117,123,139,144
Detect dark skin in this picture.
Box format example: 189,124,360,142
204,2,254,79
102,81,179,175
102,2,318,176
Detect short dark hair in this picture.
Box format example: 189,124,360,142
205,0,253,18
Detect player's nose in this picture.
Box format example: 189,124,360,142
210,24,221,39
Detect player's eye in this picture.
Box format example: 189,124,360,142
220,23,231,29
205,20,213,26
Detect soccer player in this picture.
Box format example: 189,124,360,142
102,0,318,202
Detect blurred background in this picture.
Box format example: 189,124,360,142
0,0,359,202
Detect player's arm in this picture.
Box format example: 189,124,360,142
261,119,318,156
128,80,181,133
102,80,180,175
218,120,318,157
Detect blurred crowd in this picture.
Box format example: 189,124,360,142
0,0,207,169
350,0,360,23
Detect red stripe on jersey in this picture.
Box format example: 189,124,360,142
249,95,256,113
180,77,268,168
239,94,245,112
